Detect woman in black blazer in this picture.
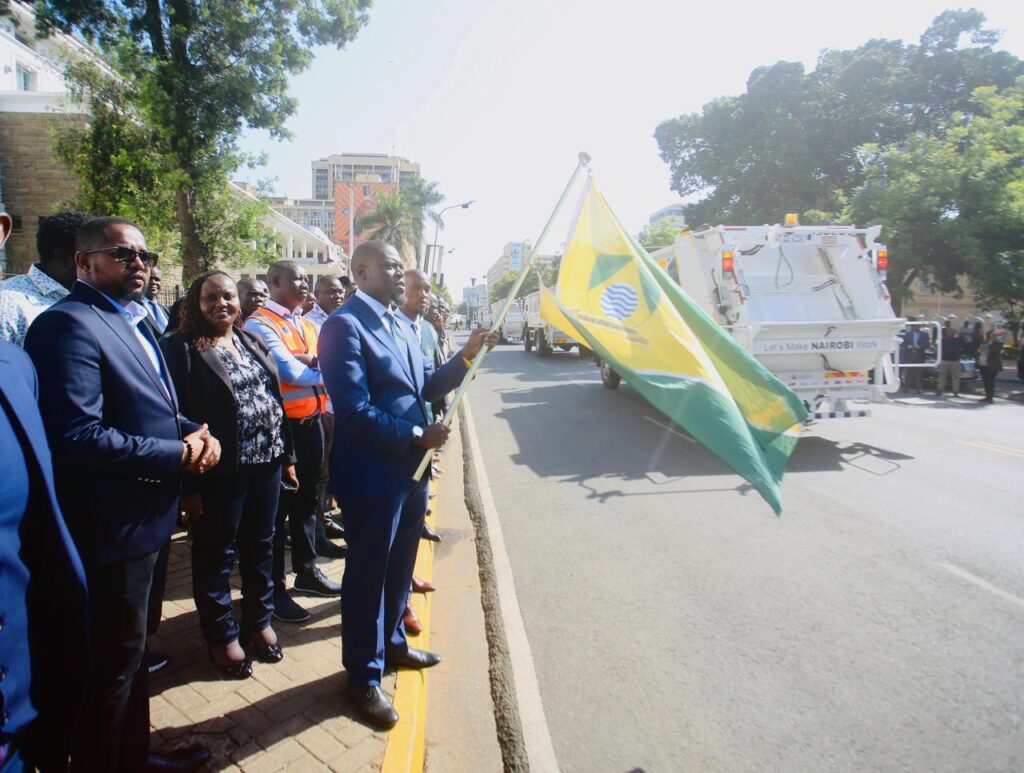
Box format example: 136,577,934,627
161,271,298,679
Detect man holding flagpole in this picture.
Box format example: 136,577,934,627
318,240,496,728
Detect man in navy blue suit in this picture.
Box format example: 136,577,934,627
319,240,495,728
24,217,218,772
0,210,89,773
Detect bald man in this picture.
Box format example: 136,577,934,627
319,241,496,728
244,261,341,625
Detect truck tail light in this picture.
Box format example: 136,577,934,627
877,250,889,271
722,251,735,274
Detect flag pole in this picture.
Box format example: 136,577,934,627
412,151,592,481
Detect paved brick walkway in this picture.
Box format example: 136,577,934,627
149,532,392,771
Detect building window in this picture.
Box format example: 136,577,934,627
362,185,370,197
15,64,35,91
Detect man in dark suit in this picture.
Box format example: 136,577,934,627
319,240,494,728
0,341,90,773
24,216,218,772
141,264,170,336
903,326,930,393
0,208,89,773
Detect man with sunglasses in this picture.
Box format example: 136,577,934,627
24,217,218,772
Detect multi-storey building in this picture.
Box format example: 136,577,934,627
486,241,530,290
649,203,686,228
311,153,419,200
266,197,336,240
333,178,398,257
0,2,95,275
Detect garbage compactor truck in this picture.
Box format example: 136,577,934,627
637,218,906,419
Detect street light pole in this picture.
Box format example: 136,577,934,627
426,200,474,278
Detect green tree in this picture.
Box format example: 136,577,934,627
355,190,417,261
638,220,684,250
846,79,1024,318
53,61,275,273
402,176,445,266
654,10,1022,225
33,0,371,278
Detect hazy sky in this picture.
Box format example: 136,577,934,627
237,0,1024,302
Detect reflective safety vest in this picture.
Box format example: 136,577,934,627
251,307,329,419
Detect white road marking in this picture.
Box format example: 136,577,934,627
956,440,1024,460
938,563,1024,612
642,414,696,443
463,399,561,772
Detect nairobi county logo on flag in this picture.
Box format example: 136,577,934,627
600,284,639,321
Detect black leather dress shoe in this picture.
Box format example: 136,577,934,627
388,647,442,670
315,535,348,559
346,684,399,729
144,745,211,771
323,519,346,539
294,567,342,597
420,523,441,542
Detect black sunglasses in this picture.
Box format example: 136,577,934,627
84,245,159,267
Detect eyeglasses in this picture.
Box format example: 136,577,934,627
83,245,159,267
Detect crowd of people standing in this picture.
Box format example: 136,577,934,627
0,209,492,771
900,320,1008,402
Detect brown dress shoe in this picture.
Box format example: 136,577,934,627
403,605,423,635
412,575,436,593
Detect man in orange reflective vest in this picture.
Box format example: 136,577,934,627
244,261,340,623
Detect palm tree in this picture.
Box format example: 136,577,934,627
355,190,416,262
401,176,445,268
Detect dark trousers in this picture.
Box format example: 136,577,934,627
72,550,160,772
338,478,429,688
315,412,336,526
274,417,324,587
147,541,170,636
193,461,282,644
981,366,998,399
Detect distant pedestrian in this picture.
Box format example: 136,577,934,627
142,264,171,335
902,326,929,393
977,330,1003,403
0,210,91,346
936,327,963,397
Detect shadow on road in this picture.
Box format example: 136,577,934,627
490,377,915,506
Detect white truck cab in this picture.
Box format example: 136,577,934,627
651,218,905,419
522,290,586,357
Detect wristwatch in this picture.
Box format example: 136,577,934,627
412,426,424,440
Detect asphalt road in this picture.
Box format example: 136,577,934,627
462,338,1024,773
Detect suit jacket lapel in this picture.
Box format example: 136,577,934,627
197,346,233,397
88,299,177,411
352,297,415,383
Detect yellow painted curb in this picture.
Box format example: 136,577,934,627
381,484,435,773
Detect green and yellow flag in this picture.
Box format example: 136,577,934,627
541,180,807,514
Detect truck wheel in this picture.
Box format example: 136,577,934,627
537,330,552,357
600,361,621,389
524,329,533,352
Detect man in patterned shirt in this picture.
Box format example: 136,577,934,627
0,211,91,346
